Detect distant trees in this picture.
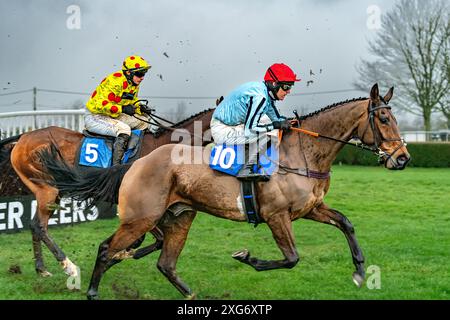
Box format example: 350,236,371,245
355,0,450,131
68,99,85,110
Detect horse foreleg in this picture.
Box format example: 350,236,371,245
39,223,78,278
32,217,78,277
157,211,196,299
109,226,164,260
86,234,116,300
303,204,365,287
34,192,78,277
30,215,50,277
87,218,153,300
232,212,299,271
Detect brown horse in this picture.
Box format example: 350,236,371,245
40,84,410,299
0,108,214,277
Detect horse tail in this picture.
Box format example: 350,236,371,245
36,142,131,208
0,134,22,168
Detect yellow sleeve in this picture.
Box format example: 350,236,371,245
86,72,125,118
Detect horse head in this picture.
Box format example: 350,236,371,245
356,83,410,170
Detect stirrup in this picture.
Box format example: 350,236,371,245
236,165,270,182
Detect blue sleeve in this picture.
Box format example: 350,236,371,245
244,95,273,135
265,103,286,122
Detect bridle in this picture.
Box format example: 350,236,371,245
358,98,406,167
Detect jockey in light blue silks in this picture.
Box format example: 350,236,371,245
211,63,301,180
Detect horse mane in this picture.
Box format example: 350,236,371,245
298,97,368,120
173,107,215,127
154,107,215,135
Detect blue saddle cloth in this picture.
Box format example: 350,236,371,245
79,130,144,168
209,143,279,176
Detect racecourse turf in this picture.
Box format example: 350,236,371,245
0,165,449,300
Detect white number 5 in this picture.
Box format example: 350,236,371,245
85,143,99,163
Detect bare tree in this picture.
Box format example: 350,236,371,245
355,0,450,132
436,41,450,128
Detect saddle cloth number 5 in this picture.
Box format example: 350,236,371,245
85,143,99,163
79,137,112,168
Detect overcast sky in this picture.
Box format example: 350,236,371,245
0,0,398,119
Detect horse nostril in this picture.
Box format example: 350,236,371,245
397,154,410,167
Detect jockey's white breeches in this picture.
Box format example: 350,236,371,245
210,115,278,145
84,111,150,137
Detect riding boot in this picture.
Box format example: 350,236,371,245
236,143,270,182
112,133,130,166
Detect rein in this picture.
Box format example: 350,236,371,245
133,112,207,142
276,98,405,178
133,114,176,131
290,100,405,159
150,113,175,126
290,127,378,153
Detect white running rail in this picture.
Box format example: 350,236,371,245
0,109,85,138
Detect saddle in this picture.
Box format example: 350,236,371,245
77,130,144,169
209,143,279,226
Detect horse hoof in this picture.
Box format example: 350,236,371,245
112,249,136,260
38,270,53,277
61,258,78,277
352,272,364,288
87,290,99,300
232,249,249,261
186,293,197,300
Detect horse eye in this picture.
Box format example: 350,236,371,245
380,116,389,124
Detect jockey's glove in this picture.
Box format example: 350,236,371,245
140,104,154,115
272,119,291,131
122,105,135,116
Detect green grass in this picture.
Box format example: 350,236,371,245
1,165,449,300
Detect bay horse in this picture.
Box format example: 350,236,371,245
0,108,215,277
40,84,410,299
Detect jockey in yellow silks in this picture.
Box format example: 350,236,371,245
85,55,151,165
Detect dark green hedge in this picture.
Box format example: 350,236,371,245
334,143,450,167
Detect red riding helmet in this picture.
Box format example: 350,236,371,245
264,63,301,82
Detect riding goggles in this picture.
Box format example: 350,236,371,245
132,70,148,78
279,83,293,91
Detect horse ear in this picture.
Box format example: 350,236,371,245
216,96,224,106
384,87,394,104
370,83,380,102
